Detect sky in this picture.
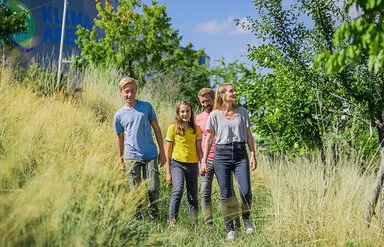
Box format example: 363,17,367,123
156,0,259,66
154,0,362,68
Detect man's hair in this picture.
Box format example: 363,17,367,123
198,88,214,98
119,77,137,91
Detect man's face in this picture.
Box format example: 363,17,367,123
198,94,213,113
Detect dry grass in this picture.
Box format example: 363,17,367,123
260,154,384,246
0,68,138,246
0,66,383,246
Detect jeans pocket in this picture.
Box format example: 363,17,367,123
215,144,226,153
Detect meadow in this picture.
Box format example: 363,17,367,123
0,66,383,246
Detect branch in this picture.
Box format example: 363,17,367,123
326,108,373,127
328,92,360,108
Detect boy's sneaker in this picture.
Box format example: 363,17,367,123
225,231,235,241
245,226,254,234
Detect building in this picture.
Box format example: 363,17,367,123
3,0,210,67
4,0,97,62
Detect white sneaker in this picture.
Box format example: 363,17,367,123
226,231,235,241
245,226,254,234
169,218,176,227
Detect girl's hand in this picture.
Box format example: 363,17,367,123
250,156,257,171
166,173,172,185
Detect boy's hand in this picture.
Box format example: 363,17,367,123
158,151,166,167
119,162,125,171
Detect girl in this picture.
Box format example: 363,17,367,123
165,101,203,225
200,83,257,241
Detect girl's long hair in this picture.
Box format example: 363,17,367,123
175,101,196,135
214,83,233,110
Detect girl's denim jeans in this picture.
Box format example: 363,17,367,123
169,159,199,224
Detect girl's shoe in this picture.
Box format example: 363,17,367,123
169,218,176,227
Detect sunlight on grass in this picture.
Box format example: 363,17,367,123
1,66,383,246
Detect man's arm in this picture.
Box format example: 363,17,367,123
200,130,214,176
151,119,166,166
116,132,125,170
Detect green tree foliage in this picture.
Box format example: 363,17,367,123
0,3,27,46
314,1,384,144
314,0,384,226
74,0,209,94
316,0,384,74
231,0,352,156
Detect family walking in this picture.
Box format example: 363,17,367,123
113,77,257,241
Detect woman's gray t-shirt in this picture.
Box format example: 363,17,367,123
206,106,252,144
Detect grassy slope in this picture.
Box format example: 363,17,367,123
0,68,383,246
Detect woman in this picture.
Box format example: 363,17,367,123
200,83,257,241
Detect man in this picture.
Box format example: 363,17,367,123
114,77,166,219
195,88,240,227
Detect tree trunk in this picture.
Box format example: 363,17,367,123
364,126,384,226
381,177,384,229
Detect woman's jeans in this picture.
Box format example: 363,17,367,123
169,159,199,224
214,142,252,232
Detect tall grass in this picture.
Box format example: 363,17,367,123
259,153,384,246
0,67,137,246
1,65,383,246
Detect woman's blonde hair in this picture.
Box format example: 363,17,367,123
174,101,196,135
213,83,233,110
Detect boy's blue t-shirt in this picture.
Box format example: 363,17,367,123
114,100,158,160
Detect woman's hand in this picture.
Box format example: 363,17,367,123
250,156,257,171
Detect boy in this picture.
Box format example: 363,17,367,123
114,77,166,219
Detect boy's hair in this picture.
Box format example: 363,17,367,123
119,77,137,91
198,88,214,98
175,101,197,136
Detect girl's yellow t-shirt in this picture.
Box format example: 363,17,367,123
166,124,202,163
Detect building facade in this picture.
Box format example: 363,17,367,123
4,0,97,62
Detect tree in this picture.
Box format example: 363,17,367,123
0,3,27,46
315,0,384,227
232,0,354,164
74,0,209,91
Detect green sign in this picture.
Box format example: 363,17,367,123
6,0,35,48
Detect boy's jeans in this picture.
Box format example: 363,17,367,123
125,158,160,218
